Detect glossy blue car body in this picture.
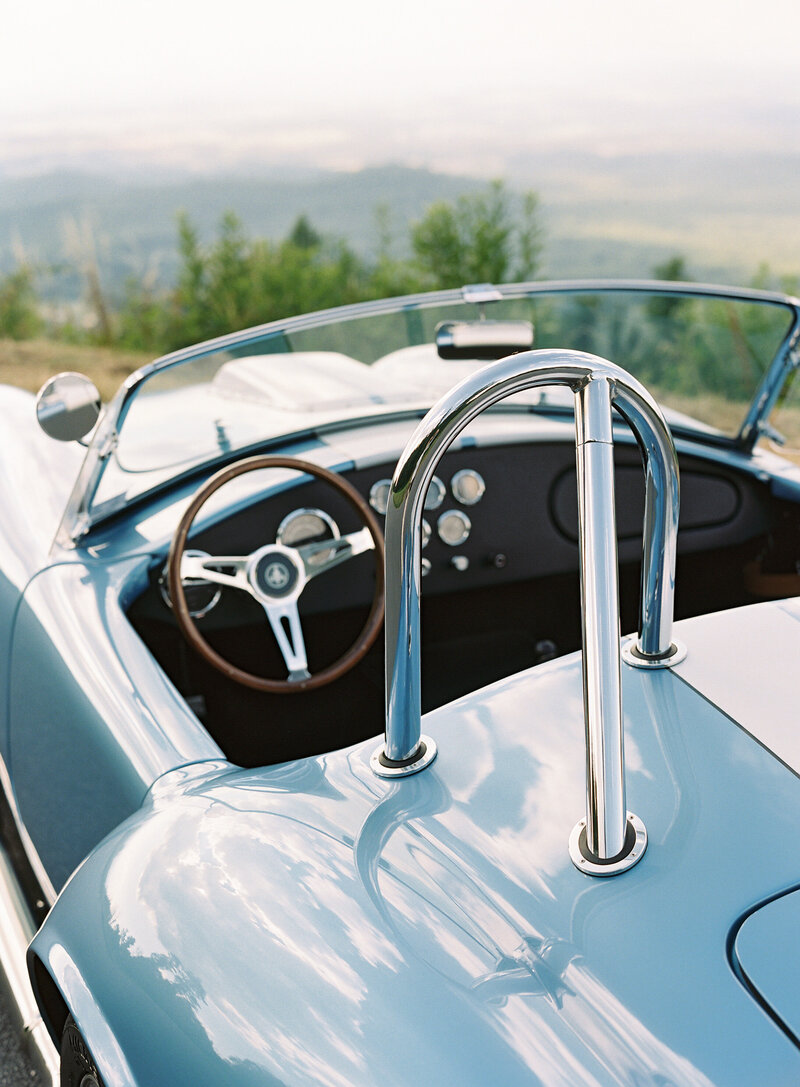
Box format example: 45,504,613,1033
1,281,800,1085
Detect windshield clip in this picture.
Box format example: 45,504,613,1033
461,283,502,304
96,429,119,460
758,421,787,446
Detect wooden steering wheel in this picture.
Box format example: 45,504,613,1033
167,455,385,693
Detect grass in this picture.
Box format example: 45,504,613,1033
648,386,753,436
0,338,153,402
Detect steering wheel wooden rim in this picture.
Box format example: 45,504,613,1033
167,455,385,693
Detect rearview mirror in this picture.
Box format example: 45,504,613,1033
36,372,102,442
435,319,534,361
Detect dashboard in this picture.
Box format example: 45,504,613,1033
126,434,776,767
142,437,771,628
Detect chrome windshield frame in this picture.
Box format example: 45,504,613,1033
54,279,800,549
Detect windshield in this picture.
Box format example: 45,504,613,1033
86,283,797,523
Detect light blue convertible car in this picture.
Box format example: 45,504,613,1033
2,281,800,1085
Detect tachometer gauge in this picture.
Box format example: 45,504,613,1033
277,508,339,566
451,468,485,506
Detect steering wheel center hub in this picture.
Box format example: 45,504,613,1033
252,549,300,598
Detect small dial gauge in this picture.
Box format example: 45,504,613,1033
277,508,339,566
424,476,446,511
421,518,431,549
438,509,471,547
369,479,392,516
160,550,222,619
451,468,485,506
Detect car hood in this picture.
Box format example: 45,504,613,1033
31,645,800,1086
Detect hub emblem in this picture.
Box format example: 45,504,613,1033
265,562,291,590
254,552,299,598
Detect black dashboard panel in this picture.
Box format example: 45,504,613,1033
551,453,744,541
159,439,770,624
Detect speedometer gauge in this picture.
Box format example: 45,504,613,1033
277,508,339,565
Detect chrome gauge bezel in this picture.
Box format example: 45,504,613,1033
277,507,340,566
451,468,486,506
437,509,472,547
160,549,222,619
424,476,446,511
369,479,392,516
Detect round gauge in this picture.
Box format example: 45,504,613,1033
438,509,471,547
277,508,339,566
159,550,222,619
451,468,486,506
369,479,392,516
421,518,431,549
424,476,446,511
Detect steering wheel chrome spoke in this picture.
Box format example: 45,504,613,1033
298,527,375,579
181,553,250,591
262,599,310,682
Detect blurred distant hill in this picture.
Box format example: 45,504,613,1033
1,153,798,304
0,166,484,302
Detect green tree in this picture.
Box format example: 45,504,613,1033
0,266,43,340
113,184,548,354
173,212,210,346
288,215,322,250
206,211,252,333
653,255,689,283
647,255,690,320
117,211,379,352
410,180,542,289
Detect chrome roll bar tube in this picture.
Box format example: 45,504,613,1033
371,349,681,876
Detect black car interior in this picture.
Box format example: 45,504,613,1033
126,432,800,769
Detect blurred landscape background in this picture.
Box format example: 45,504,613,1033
0,0,798,391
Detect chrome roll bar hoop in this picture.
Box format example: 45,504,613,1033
371,350,680,875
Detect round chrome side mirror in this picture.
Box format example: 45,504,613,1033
35,372,101,442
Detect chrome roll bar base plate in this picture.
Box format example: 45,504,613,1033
371,735,438,778
569,812,648,877
621,637,688,669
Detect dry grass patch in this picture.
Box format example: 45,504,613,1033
0,339,154,402
648,386,751,437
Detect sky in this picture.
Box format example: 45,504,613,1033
3,0,800,174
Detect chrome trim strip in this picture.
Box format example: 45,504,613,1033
0,847,59,1085
0,756,57,910
376,349,680,871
